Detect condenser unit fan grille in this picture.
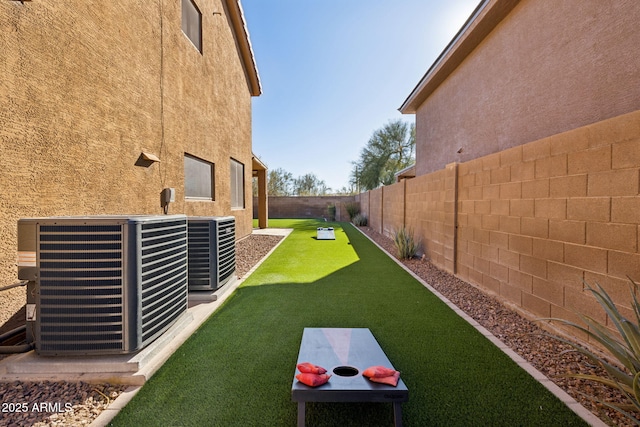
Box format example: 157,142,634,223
38,224,125,353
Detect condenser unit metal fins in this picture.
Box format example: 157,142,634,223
187,216,236,291
17,215,188,356
139,219,188,346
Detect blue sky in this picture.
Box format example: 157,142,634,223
242,0,480,191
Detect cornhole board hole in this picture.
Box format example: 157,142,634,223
292,328,409,426
317,227,335,240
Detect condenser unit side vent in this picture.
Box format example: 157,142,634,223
187,216,236,291
186,221,211,288
138,219,188,347
214,217,236,286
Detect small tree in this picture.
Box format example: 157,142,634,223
351,119,415,191
293,173,330,196
268,168,294,196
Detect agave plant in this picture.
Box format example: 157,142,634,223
393,226,418,259
542,280,640,423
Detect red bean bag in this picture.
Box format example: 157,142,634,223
297,362,327,374
296,373,331,387
362,365,397,378
366,371,400,387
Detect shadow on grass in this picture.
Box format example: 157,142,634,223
110,221,588,427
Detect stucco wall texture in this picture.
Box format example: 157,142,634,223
415,0,640,176
0,1,256,325
361,110,640,345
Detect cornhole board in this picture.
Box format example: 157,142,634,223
316,227,335,240
292,328,409,427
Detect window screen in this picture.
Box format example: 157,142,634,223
230,159,245,209
185,154,214,200
181,0,202,52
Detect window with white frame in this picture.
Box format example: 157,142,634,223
185,154,214,200
181,0,202,53
230,158,245,209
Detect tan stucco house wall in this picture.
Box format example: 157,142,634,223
0,0,261,325
401,0,640,176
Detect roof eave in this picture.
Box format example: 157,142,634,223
394,163,416,177
225,0,262,97
399,0,520,114
252,153,268,171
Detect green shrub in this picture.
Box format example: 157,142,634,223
542,280,640,423
352,213,368,226
345,202,360,220
393,226,418,259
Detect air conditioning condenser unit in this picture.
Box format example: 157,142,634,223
17,215,188,356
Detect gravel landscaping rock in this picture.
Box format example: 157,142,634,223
236,234,284,278
0,382,126,427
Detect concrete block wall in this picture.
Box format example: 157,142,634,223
382,181,405,237
458,110,640,327
254,196,356,221
368,188,384,234
405,163,457,273
357,191,370,222
359,110,640,340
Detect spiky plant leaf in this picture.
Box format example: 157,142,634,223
539,280,640,424
393,226,418,260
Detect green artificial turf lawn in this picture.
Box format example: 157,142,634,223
109,219,587,426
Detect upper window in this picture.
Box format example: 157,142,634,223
230,159,245,209
185,154,214,200
181,0,202,53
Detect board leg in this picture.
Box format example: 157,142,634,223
393,402,403,427
297,401,306,427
